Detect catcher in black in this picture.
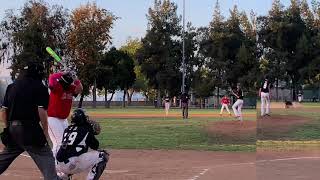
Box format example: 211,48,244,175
56,108,109,180
0,62,60,179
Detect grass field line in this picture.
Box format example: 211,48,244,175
257,140,320,146
256,157,320,163
188,168,210,180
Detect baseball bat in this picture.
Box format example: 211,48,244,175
46,47,68,71
46,47,77,78
46,47,62,63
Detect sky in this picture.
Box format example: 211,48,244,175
0,0,314,75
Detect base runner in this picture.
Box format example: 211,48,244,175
56,109,109,180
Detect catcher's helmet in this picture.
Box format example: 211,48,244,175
71,108,88,125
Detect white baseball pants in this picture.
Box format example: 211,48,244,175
165,102,170,116
232,99,244,120
56,151,107,180
48,117,69,157
220,104,231,114
260,92,270,116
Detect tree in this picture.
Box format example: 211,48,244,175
192,69,214,109
0,1,68,80
95,52,114,108
116,50,136,107
67,3,116,107
120,38,146,105
257,0,288,100
138,0,182,107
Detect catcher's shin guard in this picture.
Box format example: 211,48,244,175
88,150,109,180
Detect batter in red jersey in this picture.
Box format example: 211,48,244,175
47,72,83,158
220,94,231,116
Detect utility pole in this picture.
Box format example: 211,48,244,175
182,0,186,93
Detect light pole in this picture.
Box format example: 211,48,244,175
182,0,186,94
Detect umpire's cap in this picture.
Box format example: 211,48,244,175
21,61,45,80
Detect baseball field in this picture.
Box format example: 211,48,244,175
0,104,319,180
257,102,320,180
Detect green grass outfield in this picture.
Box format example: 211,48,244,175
86,108,256,152
86,107,257,115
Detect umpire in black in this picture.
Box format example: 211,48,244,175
0,62,60,179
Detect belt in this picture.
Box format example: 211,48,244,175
10,120,23,126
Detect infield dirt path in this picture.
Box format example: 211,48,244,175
0,149,256,180
257,149,320,180
1,148,319,180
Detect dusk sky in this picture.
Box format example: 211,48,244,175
0,0,314,75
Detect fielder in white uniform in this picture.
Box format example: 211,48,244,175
232,84,244,121
259,77,271,117
164,96,171,116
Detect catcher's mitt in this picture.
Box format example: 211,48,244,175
88,120,101,135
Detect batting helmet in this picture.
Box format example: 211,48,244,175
59,72,74,89
71,108,89,125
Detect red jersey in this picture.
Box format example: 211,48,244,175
48,73,80,119
221,97,230,105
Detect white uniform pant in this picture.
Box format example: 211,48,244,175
165,102,170,116
56,151,105,180
260,92,270,116
232,99,244,120
220,104,231,114
48,117,69,157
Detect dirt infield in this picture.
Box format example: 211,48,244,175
257,149,320,180
0,149,255,180
1,148,319,180
88,113,256,119
206,120,256,144
207,121,256,135
257,115,311,140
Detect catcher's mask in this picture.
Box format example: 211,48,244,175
71,108,89,125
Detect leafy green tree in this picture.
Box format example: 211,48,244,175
138,0,182,107
67,3,116,107
0,0,68,80
257,0,288,100
120,38,147,105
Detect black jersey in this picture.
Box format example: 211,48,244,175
261,80,270,93
234,89,244,100
56,124,99,162
181,93,189,103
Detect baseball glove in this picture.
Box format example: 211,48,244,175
88,120,101,135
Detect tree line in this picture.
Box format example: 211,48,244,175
0,0,319,107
